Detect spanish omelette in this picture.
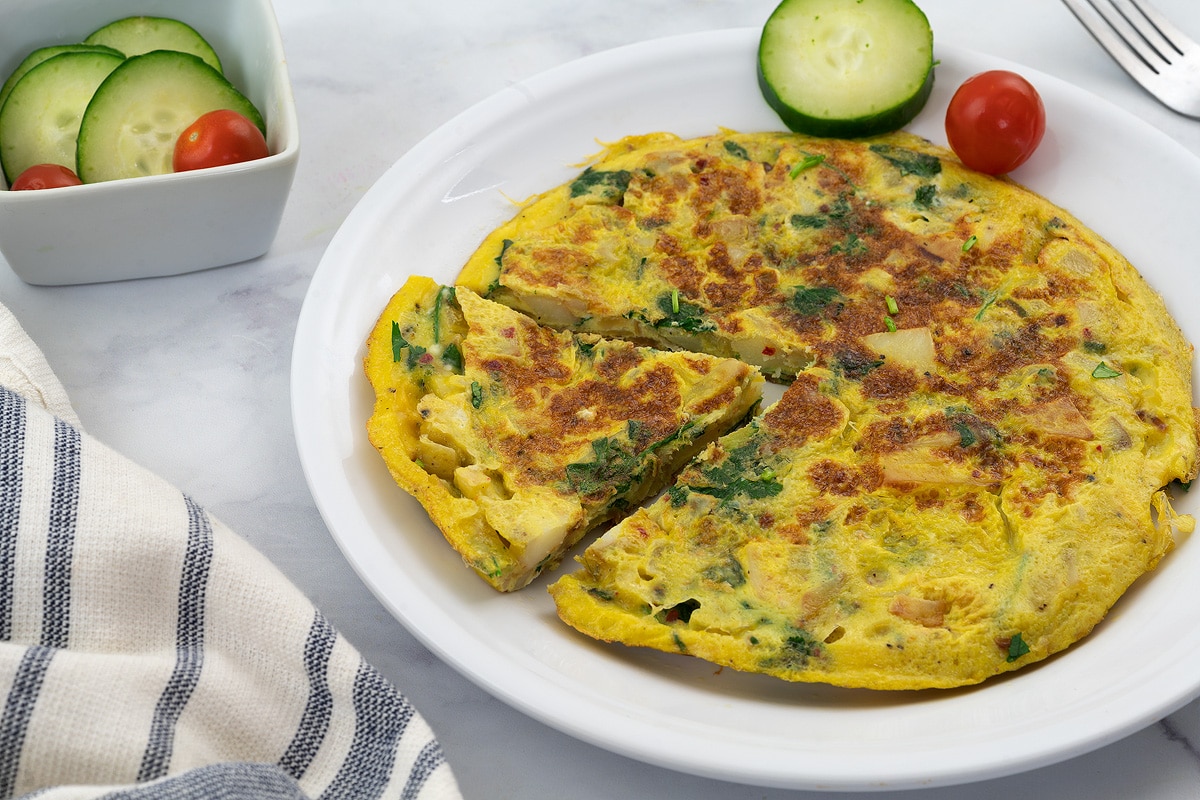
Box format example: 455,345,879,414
364,276,763,591
448,129,1197,688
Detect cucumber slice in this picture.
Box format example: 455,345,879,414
77,50,264,183
0,50,124,183
0,44,124,113
84,16,222,73
757,0,934,138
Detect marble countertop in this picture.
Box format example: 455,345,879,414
3,0,1200,797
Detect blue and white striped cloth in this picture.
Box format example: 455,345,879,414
0,303,461,800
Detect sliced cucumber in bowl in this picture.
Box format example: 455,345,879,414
77,50,264,183
0,44,125,113
757,0,935,138
0,50,124,184
85,15,223,73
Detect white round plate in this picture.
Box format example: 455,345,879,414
292,29,1200,791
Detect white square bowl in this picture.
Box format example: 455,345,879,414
0,0,299,285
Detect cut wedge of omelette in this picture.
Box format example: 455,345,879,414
364,276,763,591
447,129,1198,688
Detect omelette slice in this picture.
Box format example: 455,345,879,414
364,276,763,591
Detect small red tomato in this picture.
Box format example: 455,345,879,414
11,163,83,190
945,70,1046,175
173,109,269,173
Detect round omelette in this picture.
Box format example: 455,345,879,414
451,129,1199,688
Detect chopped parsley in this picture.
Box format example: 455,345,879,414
1082,340,1107,355
654,291,713,333
830,233,869,257
441,342,463,372
790,213,828,230
723,140,750,160
974,290,998,321
494,238,513,269
790,285,840,317
391,321,426,368
702,556,746,588
789,195,852,231
869,143,942,178
833,349,884,379
1091,361,1123,379
945,406,1002,449
1006,632,1031,662
432,285,456,342
564,421,695,497
569,168,632,200
564,436,642,496
470,381,483,409
678,436,783,509
914,183,937,208
774,629,823,669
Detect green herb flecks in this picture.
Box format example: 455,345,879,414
702,556,746,588
723,140,751,160
431,285,456,342
962,234,978,252
585,586,615,602
869,144,942,178
914,183,937,208
655,292,714,333
470,381,483,409
570,168,632,200
830,233,869,258
789,195,853,231
391,321,427,368
833,350,884,379
441,342,463,372
884,317,898,333
564,421,694,497
974,290,998,321
1082,340,1107,355
1006,632,1031,662
772,629,823,670
790,285,840,318
1092,361,1123,379
565,436,642,496
886,295,899,315
682,436,783,510
789,153,825,178
952,420,977,448
494,238,513,269
945,406,1002,449
790,213,828,230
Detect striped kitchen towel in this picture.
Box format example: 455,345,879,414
0,299,462,800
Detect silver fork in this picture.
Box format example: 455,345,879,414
1060,0,1200,117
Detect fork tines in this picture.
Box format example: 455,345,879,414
1060,0,1200,116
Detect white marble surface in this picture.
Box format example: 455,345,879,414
3,0,1200,797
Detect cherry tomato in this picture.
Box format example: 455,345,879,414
11,163,83,190
945,70,1046,175
173,109,269,173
